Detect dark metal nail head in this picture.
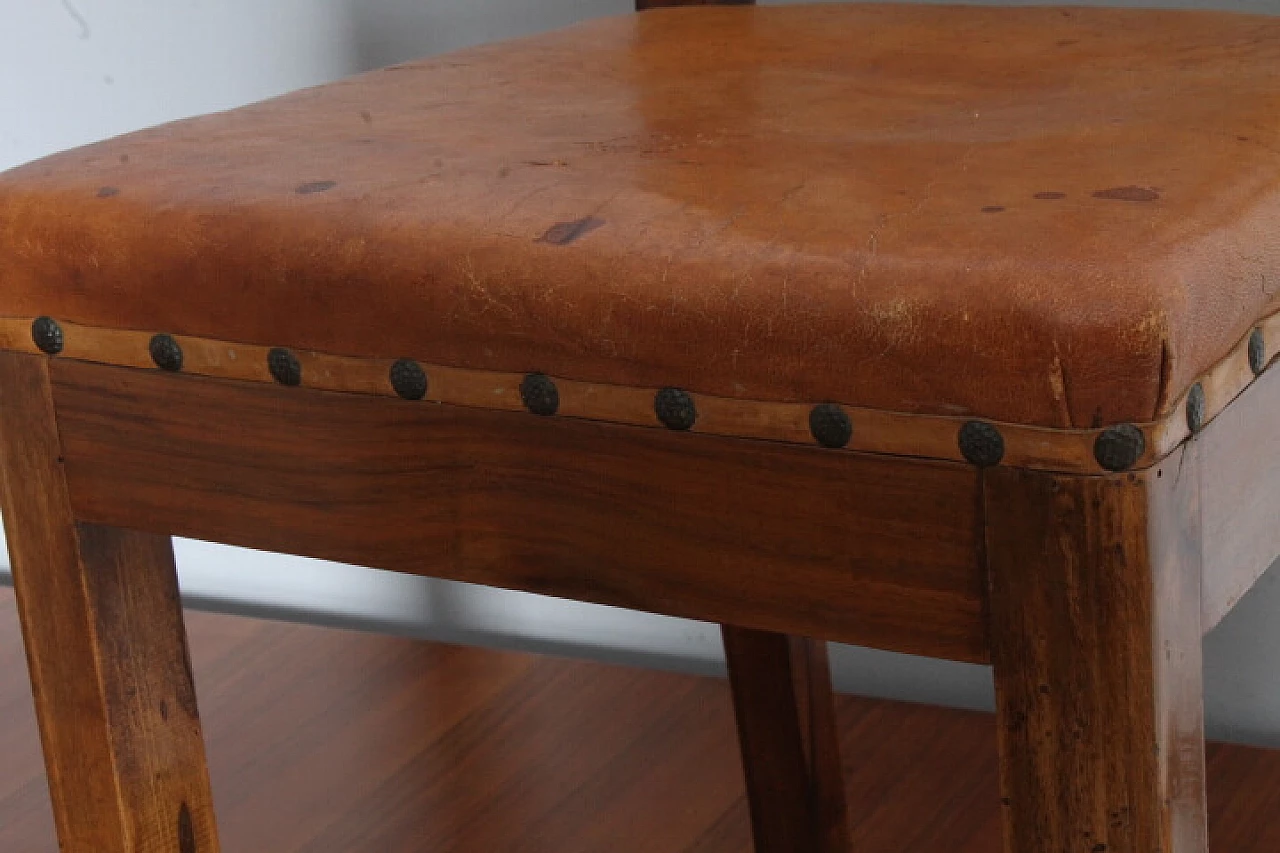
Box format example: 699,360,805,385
520,373,559,416
1094,423,1146,472
149,334,184,372
389,358,428,400
267,347,302,387
31,316,63,355
654,387,697,431
809,403,852,449
958,420,1005,467
1249,327,1266,376
1185,383,1206,433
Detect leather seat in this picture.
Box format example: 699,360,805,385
1,3,1278,431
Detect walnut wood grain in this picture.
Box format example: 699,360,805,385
722,627,850,853
985,449,1207,853
0,352,219,853
51,359,989,663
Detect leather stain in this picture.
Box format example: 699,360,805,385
296,180,337,195
1092,186,1160,202
537,216,605,245
1034,192,1067,200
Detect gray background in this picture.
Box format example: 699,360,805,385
2,0,1278,745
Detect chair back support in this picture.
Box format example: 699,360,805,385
637,0,754,10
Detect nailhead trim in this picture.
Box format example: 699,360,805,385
958,421,1005,468
1250,327,1267,376
1094,424,1146,472
389,358,428,401
31,316,63,355
1186,383,1206,433
149,334,184,372
520,373,560,416
654,387,697,431
4,311,1275,475
809,404,853,449
267,347,302,387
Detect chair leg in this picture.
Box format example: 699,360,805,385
985,460,1208,853
0,352,220,853
722,625,850,853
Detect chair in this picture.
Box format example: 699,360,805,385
1,2,1278,851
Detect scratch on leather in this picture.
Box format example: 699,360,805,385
1048,345,1074,429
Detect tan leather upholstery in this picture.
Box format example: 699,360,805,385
2,4,1279,429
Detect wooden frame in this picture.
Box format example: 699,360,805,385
2,4,1275,851
50,357,988,664
1,324,1275,852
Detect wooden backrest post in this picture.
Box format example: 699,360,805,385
636,0,755,10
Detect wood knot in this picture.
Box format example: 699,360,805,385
178,802,197,853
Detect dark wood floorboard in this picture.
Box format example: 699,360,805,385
0,587,1278,851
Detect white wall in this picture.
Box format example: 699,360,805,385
2,0,1279,747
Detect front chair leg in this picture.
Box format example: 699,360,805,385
722,625,850,853
0,352,220,853
985,456,1207,853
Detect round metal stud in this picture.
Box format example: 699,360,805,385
267,347,302,387
31,316,63,355
520,373,559,416
1094,423,1146,472
149,334,183,372
1186,383,1206,434
1249,327,1266,376
654,387,697,431
808,404,852,449
958,420,1005,467
389,358,428,401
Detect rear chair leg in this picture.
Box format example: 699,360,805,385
0,352,220,853
722,625,850,853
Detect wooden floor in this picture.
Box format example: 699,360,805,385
1,588,1279,851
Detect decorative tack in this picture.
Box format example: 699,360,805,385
1094,424,1146,472
8,309,1280,476
1186,383,1206,433
267,347,302,387
654,387,697,431
809,404,852,449
31,316,63,355
1249,327,1266,376
958,420,1005,467
389,358,428,400
149,334,183,372
520,373,559,416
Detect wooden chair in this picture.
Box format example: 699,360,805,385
1,2,1277,851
